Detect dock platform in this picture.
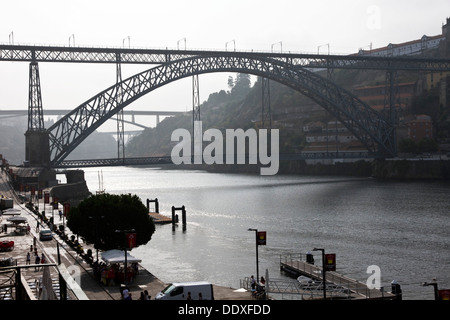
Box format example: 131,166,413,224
280,254,397,300
148,212,173,224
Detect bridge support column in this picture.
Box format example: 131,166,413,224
25,60,50,167
28,61,45,131
384,70,398,155
25,130,51,167
116,54,125,161
192,75,201,163
261,77,272,128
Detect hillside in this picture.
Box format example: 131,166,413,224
125,46,450,159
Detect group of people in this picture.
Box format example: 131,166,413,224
121,286,151,300
92,260,140,286
250,275,266,299
26,250,46,271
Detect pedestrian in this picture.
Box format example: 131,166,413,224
40,253,46,271
59,210,62,220
139,291,145,300
122,288,132,300
250,275,256,291
186,292,192,300
198,292,203,300
26,252,31,265
144,290,150,300
34,254,40,271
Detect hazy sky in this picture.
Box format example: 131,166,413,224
1,0,449,128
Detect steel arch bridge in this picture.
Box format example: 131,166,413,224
46,54,394,166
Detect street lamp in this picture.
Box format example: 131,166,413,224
123,36,130,48
177,38,186,50
225,40,235,51
115,229,135,284
271,41,282,53
313,247,326,300
88,215,105,262
317,43,330,55
248,228,259,282
422,279,439,300
69,34,75,47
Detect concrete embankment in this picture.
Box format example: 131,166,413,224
161,158,450,180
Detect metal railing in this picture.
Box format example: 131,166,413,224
279,253,391,300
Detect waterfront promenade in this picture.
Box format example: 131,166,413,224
0,169,252,300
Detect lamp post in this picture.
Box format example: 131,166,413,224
88,215,104,262
271,41,282,53
422,279,439,300
225,40,235,51
115,229,135,285
177,38,186,50
313,247,326,300
248,228,259,281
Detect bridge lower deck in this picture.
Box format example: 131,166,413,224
280,254,396,300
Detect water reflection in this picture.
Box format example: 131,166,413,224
81,167,450,299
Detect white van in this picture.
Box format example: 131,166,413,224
155,281,214,300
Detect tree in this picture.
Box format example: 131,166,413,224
230,73,251,99
399,139,418,154
227,76,235,90
67,193,155,251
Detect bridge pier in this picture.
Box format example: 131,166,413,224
25,130,51,167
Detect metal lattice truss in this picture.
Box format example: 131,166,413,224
27,62,45,131
2,44,450,71
48,55,396,166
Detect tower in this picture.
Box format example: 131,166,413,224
25,60,51,167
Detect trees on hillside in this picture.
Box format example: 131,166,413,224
67,193,155,251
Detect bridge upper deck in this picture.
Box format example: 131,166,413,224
1,44,450,71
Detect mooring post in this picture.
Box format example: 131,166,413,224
147,198,159,213
171,206,175,225
181,205,186,226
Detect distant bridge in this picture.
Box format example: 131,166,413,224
0,109,185,129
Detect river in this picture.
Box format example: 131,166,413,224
75,166,449,300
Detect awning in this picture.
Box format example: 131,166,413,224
6,216,27,224
1,208,22,215
101,249,141,264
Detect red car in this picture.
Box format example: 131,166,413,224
0,240,14,251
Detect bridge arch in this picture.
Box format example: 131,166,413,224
47,55,395,166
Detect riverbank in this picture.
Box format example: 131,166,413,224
1,169,254,300
155,158,450,180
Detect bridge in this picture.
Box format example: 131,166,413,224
0,109,185,129
1,44,450,168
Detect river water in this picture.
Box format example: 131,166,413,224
77,165,449,300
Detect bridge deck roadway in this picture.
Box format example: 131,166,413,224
1,44,450,72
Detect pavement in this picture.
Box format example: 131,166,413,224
0,169,253,300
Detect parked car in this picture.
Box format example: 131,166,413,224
39,229,53,241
